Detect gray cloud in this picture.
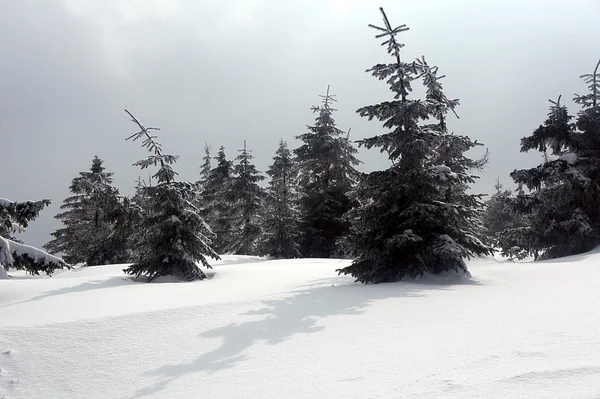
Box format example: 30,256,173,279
1,0,599,248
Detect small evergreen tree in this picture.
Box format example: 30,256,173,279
44,156,128,265
261,139,301,258
1,198,67,278
337,8,492,283
123,110,219,281
502,59,600,260
199,143,212,185
294,86,360,258
202,146,236,254
229,141,266,255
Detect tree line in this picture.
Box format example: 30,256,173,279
1,7,599,283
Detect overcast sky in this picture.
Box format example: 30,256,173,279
1,0,599,248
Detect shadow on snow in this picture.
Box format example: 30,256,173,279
128,276,481,398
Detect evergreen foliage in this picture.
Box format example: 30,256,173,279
199,143,212,185
294,86,360,258
44,156,129,265
482,179,524,248
261,139,302,258
0,198,67,278
228,141,266,255
337,8,492,283
202,146,236,254
501,59,600,260
194,143,213,226
122,110,219,281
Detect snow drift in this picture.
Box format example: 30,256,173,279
1,253,600,398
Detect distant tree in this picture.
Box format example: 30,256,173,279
199,143,212,185
502,59,600,260
294,86,360,258
482,179,524,247
202,146,236,254
261,139,301,258
228,140,266,255
123,110,219,281
194,143,213,224
337,8,492,283
44,156,128,265
1,198,68,278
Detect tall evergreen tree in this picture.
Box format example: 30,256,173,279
337,8,492,283
500,59,600,260
1,198,67,278
44,156,128,265
294,86,360,258
123,110,219,281
194,143,213,224
229,141,266,255
261,139,301,258
203,146,236,254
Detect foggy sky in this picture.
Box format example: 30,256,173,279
1,0,599,248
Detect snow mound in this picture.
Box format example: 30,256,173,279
2,253,600,398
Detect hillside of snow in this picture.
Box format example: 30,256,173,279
1,253,600,399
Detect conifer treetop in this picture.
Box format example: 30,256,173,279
414,56,460,130
574,58,600,109
199,143,212,181
369,7,409,66
318,85,337,109
125,109,179,184
365,7,412,102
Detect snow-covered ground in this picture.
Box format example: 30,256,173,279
1,252,600,399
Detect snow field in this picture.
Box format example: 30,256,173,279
1,253,600,398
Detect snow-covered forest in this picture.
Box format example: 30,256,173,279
2,7,599,283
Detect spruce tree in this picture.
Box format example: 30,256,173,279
203,146,236,254
229,141,266,255
1,198,68,278
261,139,301,258
482,179,524,247
199,143,212,185
294,86,360,258
194,143,213,224
123,110,219,281
44,156,128,265
337,8,492,283
501,59,600,260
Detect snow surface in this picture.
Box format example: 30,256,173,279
2,253,600,398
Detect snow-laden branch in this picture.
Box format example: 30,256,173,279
0,236,68,278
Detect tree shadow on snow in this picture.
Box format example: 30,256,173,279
0,276,132,308
213,256,267,267
128,276,481,399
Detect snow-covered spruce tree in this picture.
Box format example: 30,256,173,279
501,59,600,260
228,141,266,255
0,198,67,278
337,8,492,283
294,86,360,258
123,110,219,281
199,143,212,185
261,139,302,258
193,143,213,225
44,156,129,265
202,145,236,254
482,179,524,247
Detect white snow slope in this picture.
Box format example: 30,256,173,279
1,252,600,399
